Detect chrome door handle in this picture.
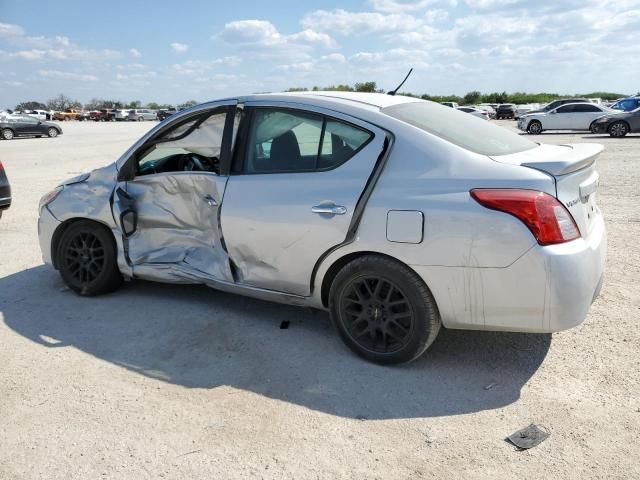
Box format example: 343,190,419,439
204,195,218,207
311,204,347,215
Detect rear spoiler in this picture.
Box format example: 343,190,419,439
491,143,604,176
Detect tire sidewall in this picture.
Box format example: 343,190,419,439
48,128,58,138
329,257,439,364
609,121,628,137
528,121,542,134
2,128,14,140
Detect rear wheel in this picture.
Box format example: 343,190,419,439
47,128,58,138
1,128,14,140
609,121,629,138
527,120,543,134
329,256,441,365
137,116,144,122
57,221,123,296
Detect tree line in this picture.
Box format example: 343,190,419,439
287,83,630,104
12,85,633,113
13,94,198,112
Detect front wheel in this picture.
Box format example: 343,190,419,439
527,120,543,134
47,128,58,138
329,256,441,365
609,121,629,138
1,128,14,140
57,221,123,296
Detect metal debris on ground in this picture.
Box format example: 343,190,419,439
506,424,550,450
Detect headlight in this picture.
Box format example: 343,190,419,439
39,186,63,214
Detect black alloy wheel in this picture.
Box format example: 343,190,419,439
330,256,441,364
57,221,123,296
339,276,416,355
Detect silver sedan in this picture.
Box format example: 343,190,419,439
37,92,606,364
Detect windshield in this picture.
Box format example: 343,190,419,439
383,101,537,156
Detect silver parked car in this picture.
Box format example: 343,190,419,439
37,92,606,364
128,108,157,121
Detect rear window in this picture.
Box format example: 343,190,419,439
383,102,537,156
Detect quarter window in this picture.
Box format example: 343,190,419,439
556,105,575,113
242,108,373,174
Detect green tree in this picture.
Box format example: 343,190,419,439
354,81,378,93
179,100,198,109
15,101,47,111
46,94,79,111
463,91,481,105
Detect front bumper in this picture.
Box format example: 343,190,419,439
38,206,61,266
411,214,606,333
591,122,609,134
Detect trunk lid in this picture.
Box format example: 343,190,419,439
491,143,603,238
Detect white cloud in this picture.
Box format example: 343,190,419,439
171,56,242,76
218,20,336,49
0,22,24,37
129,48,142,58
4,80,23,87
301,9,422,35
38,70,98,81
369,0,456,12
170,42,189,53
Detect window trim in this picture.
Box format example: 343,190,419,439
118,105,235,181
231,106,375,175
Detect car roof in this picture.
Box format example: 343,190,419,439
239,91,422,112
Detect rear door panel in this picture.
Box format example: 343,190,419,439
221,104,386,296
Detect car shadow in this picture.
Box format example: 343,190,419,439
1,265,551,419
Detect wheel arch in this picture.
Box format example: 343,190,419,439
51,217,117,270
318,250,428,309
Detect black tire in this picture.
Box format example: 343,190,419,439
57,220,123,296
2,128,15,140
47,128,58,138
527,120,543,134
329,256,441,365
609,121,629,138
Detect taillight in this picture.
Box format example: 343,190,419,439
470,189,581,245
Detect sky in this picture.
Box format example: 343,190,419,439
1,0,639,107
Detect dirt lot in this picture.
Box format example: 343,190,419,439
0,120,638,479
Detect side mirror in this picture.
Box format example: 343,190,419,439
120,210,138,237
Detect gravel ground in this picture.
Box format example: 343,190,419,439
0,120,638,479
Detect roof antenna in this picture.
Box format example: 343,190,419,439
387,68,413,96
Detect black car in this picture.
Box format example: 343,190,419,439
495,104,517,119
0,115,63,140
157,108,179,121
591,108,640,137
0,159,10,219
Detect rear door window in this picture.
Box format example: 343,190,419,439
241,108,373,173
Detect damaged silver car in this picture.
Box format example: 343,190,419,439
38,92,606,364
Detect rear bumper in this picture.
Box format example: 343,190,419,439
411,214,606,333
0,184,11,211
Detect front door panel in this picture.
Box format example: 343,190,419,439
221,109,386,296
115,172,232,282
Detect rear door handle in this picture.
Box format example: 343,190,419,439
311,204,347,215
204,195,218,207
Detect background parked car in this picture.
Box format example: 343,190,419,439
610,97,640,112
440,102,459,108
495,104,517,119
457,106,490,120
591,107,640,137
474,104,496,118
517,102,612,134
514,104,541,119
526,98,593,116
0,159,10,219
53,109,80,121
0,115,63,140
113,109,131,121
128,109,157,121
157,107,179,121
76,111,91,121
25,110,49,121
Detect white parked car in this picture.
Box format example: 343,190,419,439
514,104,540,119
457,106,489,120
518,103,613,134
25,109,50,121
